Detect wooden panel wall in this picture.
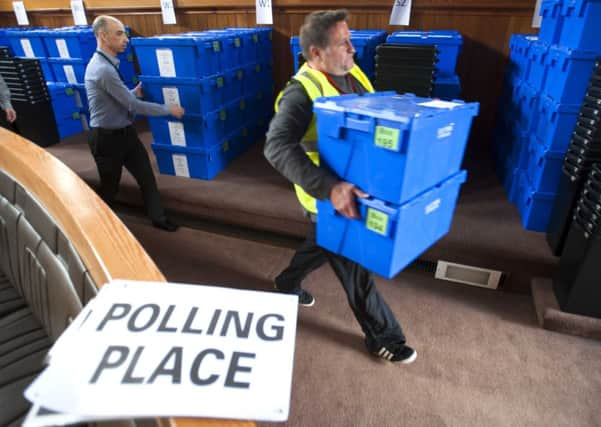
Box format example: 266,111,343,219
0,0,536,150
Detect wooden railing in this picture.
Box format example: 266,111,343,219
0,127,254,427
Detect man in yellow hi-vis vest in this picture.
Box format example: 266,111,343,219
264,10,416,364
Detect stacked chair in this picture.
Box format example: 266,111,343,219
132,28,273,180
547,62,601,254
0,57,59,146
382,30,463,100
373,43,437,97
553,163,601,318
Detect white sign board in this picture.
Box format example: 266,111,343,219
161,0,177,25
532,0,543,28
70,0,88,26
390,0,412,26
13,1,29,26
256,0,273,25
24,280,298,424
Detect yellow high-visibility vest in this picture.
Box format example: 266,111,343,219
274,63,374,213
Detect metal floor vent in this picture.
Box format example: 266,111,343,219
434,260,503,289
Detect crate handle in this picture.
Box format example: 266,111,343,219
344,116,373,133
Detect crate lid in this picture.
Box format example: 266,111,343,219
314,92,478,123
547,45,600,64
387,30,462,45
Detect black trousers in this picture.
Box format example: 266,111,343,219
276,225,406,348
87,126,166,223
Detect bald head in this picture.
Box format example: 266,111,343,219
92,15,122,38
93,15,128,57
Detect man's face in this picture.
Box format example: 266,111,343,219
317,21,355,76
103,19,129,54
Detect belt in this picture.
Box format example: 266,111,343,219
92,125,131,135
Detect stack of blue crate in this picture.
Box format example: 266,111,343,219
495,0,601,232
386,30,463,100
131,27,273,180
289,29,387,80
4,27,54,81
313,92,479,279
45,82,87,139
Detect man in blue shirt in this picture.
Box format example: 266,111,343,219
85,15,184,232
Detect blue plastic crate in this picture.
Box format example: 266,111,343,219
36,57,54,81
509,129,530,170
510,35,539,81
242,62,273,96
316,170,467,279
147,110,227,148
314,92,478,205
151,139,236,180
386,30,463,77
6,29,48,58
290,36,302,73
131,36,221,78
544,45,598,104
245,91,273,125
526,136,565,193
72,83,88,111
432,75,461,100
535,95,580,151
138,75,225,116
225,97,247,130
514,82,540,132
516,170,557,231
505,167,522,204
539,0,564,44
47,57,86,84
183,31,238,70
526,41,550,90
223,67,244,102
46,82,78,116
227,27,272,64
222,29,256,65
42,26,96,60
559,0,601,50
55,111,85,139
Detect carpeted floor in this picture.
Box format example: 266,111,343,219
121,216,601,427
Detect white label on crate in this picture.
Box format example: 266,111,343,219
162,87,181,106
56,39,70,58
418,100,462,109
532,0,542,28
168,121,187,146
390,0,412,26
156,48,176,77
172,154,190,177
437,123,454,139
73,90,83,108
63,65,78,84
71,0,88,26
20,39,34,58
425,198,441,215
12,1,29,26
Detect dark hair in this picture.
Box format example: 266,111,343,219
299,9,348,61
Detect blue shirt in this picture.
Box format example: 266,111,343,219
85,48,169,129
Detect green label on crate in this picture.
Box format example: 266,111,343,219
72,112,80,119
253,34,258,43
366,208,389,236
374,126,400,151
234,37,241,48
217,76,224,88
213,41,220,52
65,87,73,96
220,110,227,121
255,64,261,73
240,99,246,110
127,53,133,62
237,69,243,80
223,140,229,151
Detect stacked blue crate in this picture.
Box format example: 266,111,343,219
131,27,273,180
386,30,463,100
290,30,387,80
498,0,601,232
313,92,478,278
46,82,86,139
5,27,54,81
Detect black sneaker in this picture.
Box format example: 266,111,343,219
373,344,417,364
274,283,315,307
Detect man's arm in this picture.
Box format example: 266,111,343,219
0,75,16,122
264,81,338,200
98,68,179,117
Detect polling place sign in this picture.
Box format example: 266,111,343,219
24,280,299,423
